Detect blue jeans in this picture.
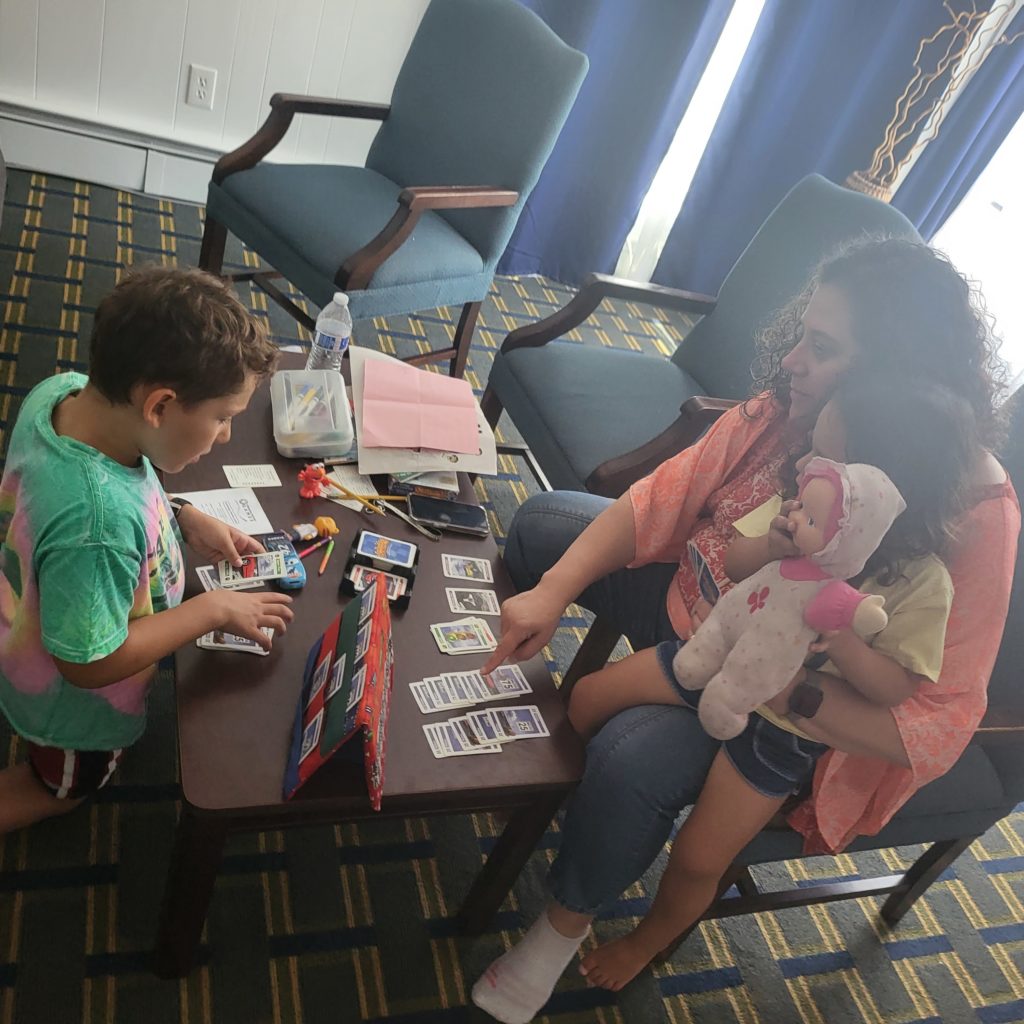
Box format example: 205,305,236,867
503,492,719,914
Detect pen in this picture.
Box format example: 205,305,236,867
297,537,330,558
318,539,335,576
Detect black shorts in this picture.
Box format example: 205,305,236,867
655,640,828,799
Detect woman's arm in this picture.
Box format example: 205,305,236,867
482,494,637,671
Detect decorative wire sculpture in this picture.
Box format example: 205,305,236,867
847,1,1022,201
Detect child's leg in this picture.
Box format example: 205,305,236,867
567,646,686,740
0,762,84,834
579,748,786,991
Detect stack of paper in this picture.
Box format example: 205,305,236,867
350,348,497,476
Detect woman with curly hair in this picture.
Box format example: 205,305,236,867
472,237,1020,1024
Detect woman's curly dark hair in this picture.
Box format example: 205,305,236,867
748,236,1008,449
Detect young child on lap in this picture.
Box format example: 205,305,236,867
472,376,974,1018
0,267,294,835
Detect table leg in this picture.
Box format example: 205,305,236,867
152,808,229,978
457,791,565,935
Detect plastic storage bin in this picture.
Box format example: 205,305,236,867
271,369,354,459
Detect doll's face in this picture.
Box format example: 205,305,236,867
787,476,838,555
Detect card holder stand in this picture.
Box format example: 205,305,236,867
338,538,418,611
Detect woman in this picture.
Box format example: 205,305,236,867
471,238,1019,1024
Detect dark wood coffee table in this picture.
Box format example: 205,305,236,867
152,358,583,978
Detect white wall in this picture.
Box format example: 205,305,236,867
0,0,428,197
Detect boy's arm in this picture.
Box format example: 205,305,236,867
815,629,922,707
53,590,294,689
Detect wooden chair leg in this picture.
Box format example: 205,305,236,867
449,300,481,377
481,384,504,429
559,615,621,704
199,215,228,276
880,835,976,925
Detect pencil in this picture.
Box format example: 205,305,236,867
318,538,335,576
325,476,385,515
297,537,330,558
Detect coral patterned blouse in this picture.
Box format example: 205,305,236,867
628,396,1020,854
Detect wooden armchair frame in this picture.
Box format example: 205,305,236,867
480,272,737,496
200,92,519,377
557,617,1024,958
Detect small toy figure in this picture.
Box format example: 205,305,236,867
314,516,339,538
289,523,319,543
673,457,905,740
298,462,330,499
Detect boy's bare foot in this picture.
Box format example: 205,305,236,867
578,933,658,991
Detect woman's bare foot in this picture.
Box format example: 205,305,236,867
578,933,659,991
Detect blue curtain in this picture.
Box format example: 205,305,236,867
497,0,734,285
651,1,980,295
893,8,1024,239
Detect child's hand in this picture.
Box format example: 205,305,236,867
204,590,294,650
178,506,266,567
808,630,841,655
767,500,802,560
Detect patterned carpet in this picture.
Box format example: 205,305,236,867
1,168,1024,1024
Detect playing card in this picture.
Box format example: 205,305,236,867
443,720,500,755
354,622,371,661
325,654,347,702
426,675,471,709
196,626,273,655
493,705,549,739
356,530,417,568
218,551,287,588
300,709,324,762
306,655,332,706
423,722,499,758
410,681,440,714
467,709,502,745
445,670,490,703
430,618,497,655
196,564,263,591
446,587,500,616
441,554,493,582
347,664,367,712
484,664,532,697
350,565,407,600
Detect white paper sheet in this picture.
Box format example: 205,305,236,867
350,347,497,476
223,464,282,488
174,487,274,535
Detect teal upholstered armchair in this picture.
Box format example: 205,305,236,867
482,175,920,494
199,0,587,377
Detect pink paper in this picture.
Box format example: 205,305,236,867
360,360,480,453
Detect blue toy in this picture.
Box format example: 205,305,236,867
262,532,306,590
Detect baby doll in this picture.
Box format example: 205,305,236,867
673,457,906,740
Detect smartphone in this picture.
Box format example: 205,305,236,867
406,494,490,536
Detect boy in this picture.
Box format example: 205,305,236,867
0,266,294,834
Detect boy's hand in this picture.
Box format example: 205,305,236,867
202,590,294,651
178,506,265,567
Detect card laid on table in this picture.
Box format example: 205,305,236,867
196,626,273,655
430,617,497,655
441,554,493,582
218,551,287,587
446,587,500,616
491,704,549,740
422,721,500,758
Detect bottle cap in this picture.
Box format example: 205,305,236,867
332,292,349,307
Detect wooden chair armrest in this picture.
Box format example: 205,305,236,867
212,93,390,185
585,396,738,497
501,273,717,354
337,186,518,291
972,707,1024,747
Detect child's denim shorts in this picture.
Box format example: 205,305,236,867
655,640,828,799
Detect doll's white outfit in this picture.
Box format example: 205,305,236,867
672,457,906,740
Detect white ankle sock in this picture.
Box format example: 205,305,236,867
471,910,588,1024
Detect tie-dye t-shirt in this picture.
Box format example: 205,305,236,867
0,372,184,750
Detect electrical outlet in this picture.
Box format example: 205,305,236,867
186,64,217,111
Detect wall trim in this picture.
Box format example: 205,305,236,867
0,100,217,203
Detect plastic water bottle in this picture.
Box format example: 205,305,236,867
305,292,352,372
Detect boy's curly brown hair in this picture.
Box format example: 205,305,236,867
89,266,278,406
